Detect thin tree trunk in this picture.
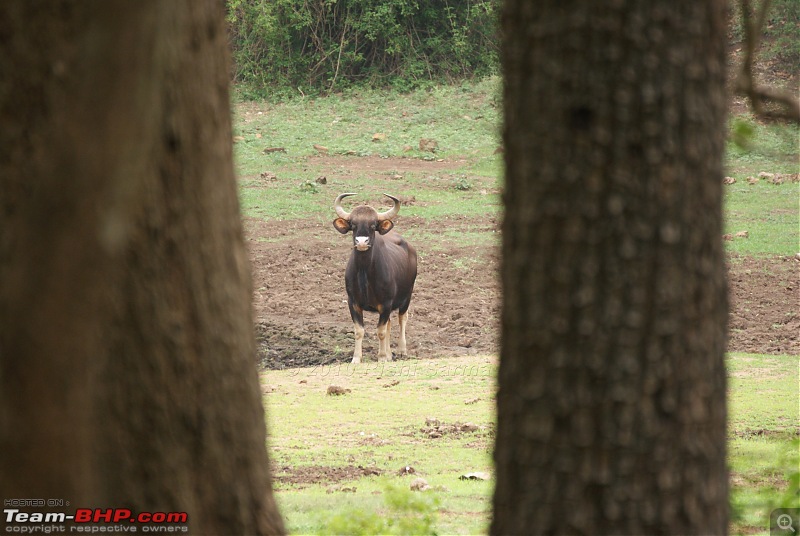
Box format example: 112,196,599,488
494,1,728,534
0,2,284,534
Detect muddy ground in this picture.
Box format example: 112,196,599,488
247,158,798,370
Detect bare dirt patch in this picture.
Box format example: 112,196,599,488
273,464,382,488
247,215,500,370
309,154,470,174
247,162,798,370
727,255,799,355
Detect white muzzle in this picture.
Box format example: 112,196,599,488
354,236,370,251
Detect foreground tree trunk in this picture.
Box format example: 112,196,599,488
0,2,284,534
494,1,728,534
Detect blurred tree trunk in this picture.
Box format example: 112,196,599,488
494,1,728,534
0,2,285,534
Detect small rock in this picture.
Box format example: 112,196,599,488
316,176,327,184
459,423,479,433
410,478,431,491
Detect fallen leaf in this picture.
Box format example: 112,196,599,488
383,380,400,388
372,133,386,142
735,231,749,238
262,147,286,153
313,144,329,153
464,397,480,405
233,136,245,143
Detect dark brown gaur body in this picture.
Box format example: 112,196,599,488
332,193,417,363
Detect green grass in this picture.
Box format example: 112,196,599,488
233,77,501,169
728,353,800,535
261,353,799,535
723,181,799,256
263,356,496,535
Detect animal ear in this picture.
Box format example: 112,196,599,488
377,219,394,235
333,218,351,234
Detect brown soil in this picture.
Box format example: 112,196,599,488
272,464,382,488
727,255,799,354
246,165,798,369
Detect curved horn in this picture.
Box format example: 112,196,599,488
334,193,356,219
377,193,401,221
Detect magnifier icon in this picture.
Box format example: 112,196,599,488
778,514,796,533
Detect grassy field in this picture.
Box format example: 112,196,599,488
260,353,799,534
238,79,799,534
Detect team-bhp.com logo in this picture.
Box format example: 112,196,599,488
4,507,188,533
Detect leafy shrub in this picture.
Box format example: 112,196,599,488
226,0,499,99
319,484,439,535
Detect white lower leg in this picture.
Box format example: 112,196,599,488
398,312,408,357
352,323,364,363
377,321,392,362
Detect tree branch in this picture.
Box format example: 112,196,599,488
736,0,800,122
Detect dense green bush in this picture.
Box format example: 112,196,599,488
226,0,499,98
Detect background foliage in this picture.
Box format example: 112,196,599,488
226,0,499,99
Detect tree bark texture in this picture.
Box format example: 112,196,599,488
494,1,728,534
0,2,285,534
